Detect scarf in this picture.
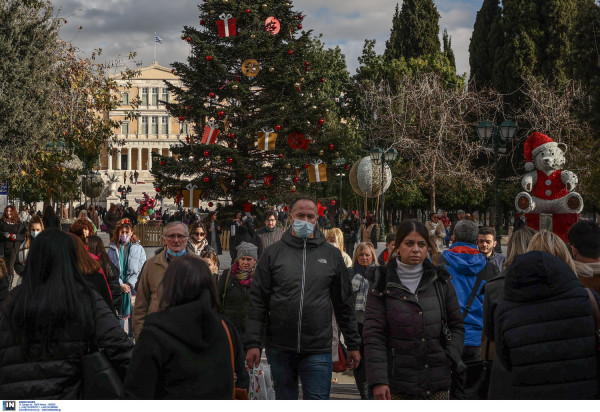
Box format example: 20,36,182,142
119,242,132,319
352,262,371,312
230,259,257,287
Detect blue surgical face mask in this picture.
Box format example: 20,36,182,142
120,234,131,243
30,231,40,238
293,219,315,238
167,248,187,257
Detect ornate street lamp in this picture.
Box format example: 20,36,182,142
370,147,398,242
477,119,517,252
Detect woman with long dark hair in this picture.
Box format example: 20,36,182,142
18,216,45,271
1,205,27,290
0,229,132,399
363,220,465,400
87,235,122,317
124,255,248,399
41,205,60,230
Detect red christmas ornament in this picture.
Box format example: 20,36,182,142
228,132,235,138
203,177,210,183
278,153,283,158
345,164,350,170
218,111,225,117
208,202,214,207
293,177,299,183
160,161,166,166
187,105,191,109
203,151,209,157
319,118,325,125
288,50,294,55
170,69,175,73
329,144,334,150
165,105,169,110
261,196,266,201
304,163,310,169
304,61,310,66
305,67,310,72
299,14,304,20
246,174,252,179
200,19,205,25
227,157,233,164
186,37,191,42
321,78,325,83
245,8,251,13
185,135,190,143
330,200,336,206
209,92,215,98
206,55,213,61
178,115,185,121
275,125,281,131
297,24,302,29
155,187,161,193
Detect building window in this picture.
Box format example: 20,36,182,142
151,88,159,106
141,88,148,106
161,88,169,105
180,122,189,135
120,122,129,135
151,116,159,134
121,92,129,105
141,116,148,134
161,117,168,134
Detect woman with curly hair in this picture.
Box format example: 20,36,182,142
18,216,45,268
107,218,146,338
1,205,26,290
69,217,94,245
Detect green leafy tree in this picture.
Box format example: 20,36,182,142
384,0,441,61
152,1,359,206
442,29,456,72
468,0,503,88
0,0,61,182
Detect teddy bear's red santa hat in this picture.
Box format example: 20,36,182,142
524,131,559,171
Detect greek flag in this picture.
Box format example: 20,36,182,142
155,35,163,44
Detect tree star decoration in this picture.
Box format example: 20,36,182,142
317,201,327,218
242,201,253,213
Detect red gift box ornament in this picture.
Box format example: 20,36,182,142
216,13,237,38
201,120,220,144
257,127,278,151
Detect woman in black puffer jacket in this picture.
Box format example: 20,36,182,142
492,250,600,399
0,229,133,399
363,220,465,400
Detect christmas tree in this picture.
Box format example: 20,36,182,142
151,0,356,207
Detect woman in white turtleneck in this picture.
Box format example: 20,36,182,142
362,220,464,401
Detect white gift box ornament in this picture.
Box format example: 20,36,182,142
257,126,278,151
308,160,328,183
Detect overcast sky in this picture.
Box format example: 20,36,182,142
54,0,481,76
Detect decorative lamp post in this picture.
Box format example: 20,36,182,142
370,147,398,242
476,119,517,252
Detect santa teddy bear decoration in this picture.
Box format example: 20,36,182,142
515,131,583,215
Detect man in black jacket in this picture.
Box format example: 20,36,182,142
245,197,361,400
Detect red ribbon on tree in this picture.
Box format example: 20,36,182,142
288,132,310,151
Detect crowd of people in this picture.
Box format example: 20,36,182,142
0,198,599,401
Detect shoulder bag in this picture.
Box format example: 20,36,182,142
81,294,124,399
222,320,249,400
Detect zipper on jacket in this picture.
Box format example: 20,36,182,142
391,347,396,378
297,238,307,354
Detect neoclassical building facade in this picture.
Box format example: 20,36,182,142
99,62,192,180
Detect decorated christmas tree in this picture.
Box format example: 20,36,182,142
151,0,357,208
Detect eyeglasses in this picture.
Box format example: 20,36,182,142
193,231,206,236
165,234,188,240
266,219,276,222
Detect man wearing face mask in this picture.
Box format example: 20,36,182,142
245,197,361,400
133,221,190,340
256,211,284,259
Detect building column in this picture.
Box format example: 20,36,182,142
116,149,122,170
168,149,172,157
137,147,142,171
148,148,152,171
107,150,112,170
126,148,132,171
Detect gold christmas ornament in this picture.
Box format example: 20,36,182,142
268,67,275,73
210,9,216,15
285,2,291,8
241,59,260,77
306,182,311,188
280,106,285,111
285,163,291,169
290,184,296,192
262,4,268,11
251,34,256,39
335,151,340,157
311,105,317,110
318,149,324,155
214,155,222,162
294,82,301,89
306,121,311,126
180,34,185,40
223,0,229,3
232,84,239,91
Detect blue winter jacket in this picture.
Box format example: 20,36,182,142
107,241,147,291
442,242,487,346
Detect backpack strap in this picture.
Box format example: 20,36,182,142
221,319,237,399
463,262,496,318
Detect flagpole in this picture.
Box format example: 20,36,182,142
154,32,157,63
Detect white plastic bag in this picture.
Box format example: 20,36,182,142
249,365,268,400
262,364,276,400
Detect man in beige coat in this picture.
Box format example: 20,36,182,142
132,221,189,340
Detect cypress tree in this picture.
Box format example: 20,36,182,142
468,0,502,88
384,0,441,60
442,28,456,72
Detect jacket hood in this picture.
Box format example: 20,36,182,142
281,226,326,249
504,251,582,302
442,242,487,276
143,296,220,350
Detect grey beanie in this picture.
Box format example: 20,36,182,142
236,241,258,260
454,220,479,244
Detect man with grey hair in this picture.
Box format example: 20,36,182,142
449,209,466,245
441,219,498,399
133,221,194,340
